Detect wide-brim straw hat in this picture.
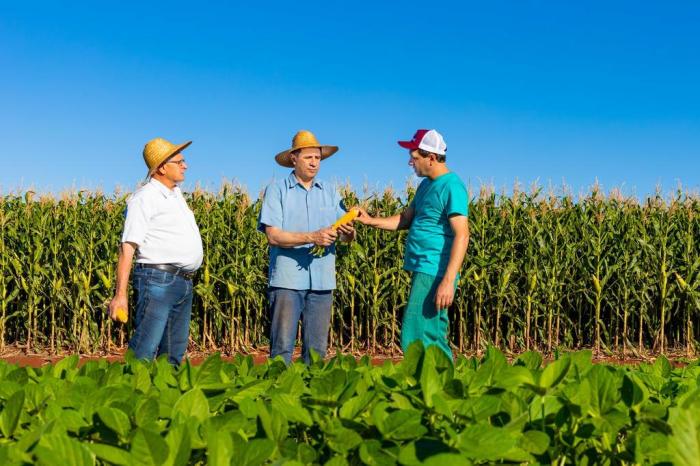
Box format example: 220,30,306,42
143,137,192,177
275,130,338,168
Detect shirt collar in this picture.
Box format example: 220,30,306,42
286,170,323,190
149,178,178,198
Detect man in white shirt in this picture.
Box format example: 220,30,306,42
108,137,203,365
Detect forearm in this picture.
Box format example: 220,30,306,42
114,242,136,297
267,229,315,248
364,213,412,231
441,234,470,282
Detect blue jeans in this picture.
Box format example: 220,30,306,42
268,287,332,364
128,265,193,365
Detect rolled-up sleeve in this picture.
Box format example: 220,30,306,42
335,188,347,218
258,184,283,232
121,196,152,246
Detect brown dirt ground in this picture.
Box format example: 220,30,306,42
0,346,403,368
0,344,692,368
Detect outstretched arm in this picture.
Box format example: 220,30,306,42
354,205,415,231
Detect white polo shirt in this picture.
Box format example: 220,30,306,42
121,178,203,272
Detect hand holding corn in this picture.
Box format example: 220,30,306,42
311,227,338,247
311,207,359,256
108,297,129,323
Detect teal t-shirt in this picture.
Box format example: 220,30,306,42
404,172,469,277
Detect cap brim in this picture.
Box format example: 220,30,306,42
398,140,419,150
275,145,338,168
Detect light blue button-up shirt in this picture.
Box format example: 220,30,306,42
258,171,347,291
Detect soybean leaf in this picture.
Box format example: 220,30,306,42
359,439,395,466
164,422,192,466
34,433,95,466
339,391,375,421
87,443,130,465
519,430,550,455
236,438,275,466
192,354,224,387
0,389,24,438
457,425,518,461
96,407,131,438
135,397,160,427
129,428,169,466
324,456,349,466
326,423,363,454
205,426,232,466
257,399,288,445
515,351,542,371
172,388,209,422
539,357,571,390
271,394,312,426
422,454,471,466
587,365,621,416
379,409,426,441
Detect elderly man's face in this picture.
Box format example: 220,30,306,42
157,153,188,184
291,147,322,181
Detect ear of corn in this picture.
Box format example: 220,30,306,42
331,207,359,229
115,308,128,324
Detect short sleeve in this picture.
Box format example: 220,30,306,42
258,184,283,232
121,195,153,246
445,179,468,217
335,187,347,218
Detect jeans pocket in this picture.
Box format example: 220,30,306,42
149,270,177,288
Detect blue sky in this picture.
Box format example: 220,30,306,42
1,1,698,198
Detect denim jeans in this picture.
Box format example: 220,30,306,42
268,287,332,364
128,265,193,365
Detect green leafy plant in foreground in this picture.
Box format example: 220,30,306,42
0,343,699,465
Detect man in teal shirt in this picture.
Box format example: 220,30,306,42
355,129,469,358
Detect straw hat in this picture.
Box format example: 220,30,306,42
143,137,192,177
275,130,338,168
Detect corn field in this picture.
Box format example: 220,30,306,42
0,184,698,356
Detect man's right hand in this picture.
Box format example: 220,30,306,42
311,227,338,247
353,206,373,225
109,296,129,322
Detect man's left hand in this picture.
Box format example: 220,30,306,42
337,223,356,242
435,277,455,310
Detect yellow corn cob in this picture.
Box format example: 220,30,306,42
115,307,128,323
332,207,359,230
310,208,360,257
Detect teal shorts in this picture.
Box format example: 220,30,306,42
401,272,456,360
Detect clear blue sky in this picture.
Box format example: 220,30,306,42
1,1,698,198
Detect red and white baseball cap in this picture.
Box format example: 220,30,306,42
398,129,447,155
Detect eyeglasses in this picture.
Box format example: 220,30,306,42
165,159,186,167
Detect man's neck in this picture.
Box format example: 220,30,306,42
293,171,314,190
426,164,450,181
152,175,176,190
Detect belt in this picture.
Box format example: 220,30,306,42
137,263,195,280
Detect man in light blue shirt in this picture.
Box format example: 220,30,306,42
258,130,355,364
